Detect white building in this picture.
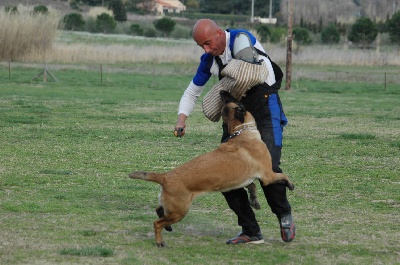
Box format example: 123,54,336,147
154,0,186,15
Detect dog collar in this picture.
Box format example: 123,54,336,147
223,128,245,143
222,124,254,143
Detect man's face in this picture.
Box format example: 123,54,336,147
194,28,225,56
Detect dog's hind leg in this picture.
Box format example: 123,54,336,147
156,206,172,232
154,211,186,247
246,183,261,210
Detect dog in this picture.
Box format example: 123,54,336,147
129,90,294,247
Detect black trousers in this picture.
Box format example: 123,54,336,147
221,84,291,236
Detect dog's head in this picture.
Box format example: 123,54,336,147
220,90,248,132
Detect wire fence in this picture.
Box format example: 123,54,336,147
1,61,399,91
291,69,399,90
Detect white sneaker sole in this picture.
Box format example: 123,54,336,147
248,239,264,244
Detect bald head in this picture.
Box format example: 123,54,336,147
192,19,226,56
192,19,220,42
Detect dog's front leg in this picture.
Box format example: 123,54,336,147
260,172,295,191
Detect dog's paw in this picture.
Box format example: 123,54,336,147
156,241,167,247
287,183,295,191
164,225,173,232
250,200,261,210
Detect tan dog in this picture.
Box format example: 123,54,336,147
129,90,294,247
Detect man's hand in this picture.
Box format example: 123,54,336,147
174,113,187,137
174,127,185,137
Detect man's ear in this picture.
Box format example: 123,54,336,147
216,28,224,37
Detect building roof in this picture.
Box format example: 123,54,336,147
155,0,184,9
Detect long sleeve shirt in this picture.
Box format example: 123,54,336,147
178,29,276,117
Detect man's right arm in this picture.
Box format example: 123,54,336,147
174,54,213,137
174,81,205,136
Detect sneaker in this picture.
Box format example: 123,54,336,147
226,232,264,244
279,213,295,242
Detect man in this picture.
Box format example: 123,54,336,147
174,19,295,244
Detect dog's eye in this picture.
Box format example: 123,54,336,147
234,107,244,113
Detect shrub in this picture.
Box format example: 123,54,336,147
293,27,312,45
321,24,340,44
387,11,400,44
154,17,176,37
269,27,288,43
33,5,49,15
170,24,191,39
348,17,378,48
5,5,18,14
96,13,116,33
255,24,270,43
63,13,85,31
69,0,80,10
144,27,157,38
130,23,144,36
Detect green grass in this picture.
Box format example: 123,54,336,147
60,246,114,257
0,63,399,265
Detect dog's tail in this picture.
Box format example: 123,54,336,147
129,171,164,185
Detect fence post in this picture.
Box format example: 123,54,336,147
8,60,11,79
100,64,103,83
384,72,386,91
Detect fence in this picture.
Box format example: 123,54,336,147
1,62,399,90
292,69,399,91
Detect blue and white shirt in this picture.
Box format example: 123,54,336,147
178,29,276,117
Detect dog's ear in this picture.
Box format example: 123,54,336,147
220,90,239,104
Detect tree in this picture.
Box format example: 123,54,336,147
387,11,400,44
185,0,199,11
96,13,116,33
131,0,155,13
154,17,176,37
199,0,280,16
109,0,127,22
321,24,340,44
348,17,378,49
63,13,85,31
80,0,103,6
200,0,231,14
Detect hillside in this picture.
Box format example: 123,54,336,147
1,0,399,25
280,0,399,24
0,0,84,16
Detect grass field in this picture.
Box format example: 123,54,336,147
0,63,399,265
